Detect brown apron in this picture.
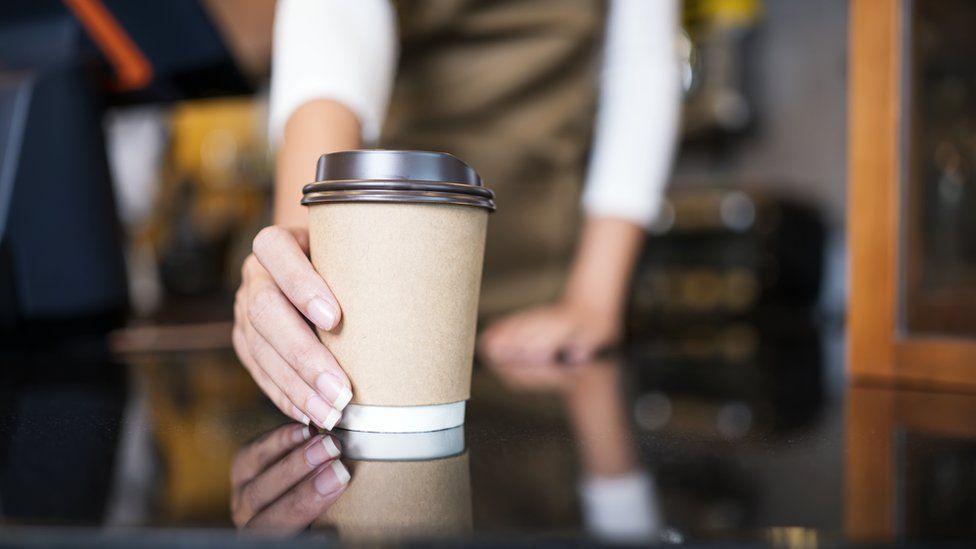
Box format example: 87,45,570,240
381,0,605,318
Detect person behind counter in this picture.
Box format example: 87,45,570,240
232,0,680,429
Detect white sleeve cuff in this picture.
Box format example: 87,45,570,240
580,471,662,542
583,188,664,227
268,0,397,147
582,0,681,228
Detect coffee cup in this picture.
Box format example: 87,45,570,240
302,150,495,432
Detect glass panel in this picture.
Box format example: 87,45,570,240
904,0,976,335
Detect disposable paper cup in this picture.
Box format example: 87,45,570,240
317,427,472,541
302,151,495,433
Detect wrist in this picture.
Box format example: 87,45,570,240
560,216,644,321
560,288,626,323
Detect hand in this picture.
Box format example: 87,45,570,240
478,301,622,366
231,423,350,531
233,226,353,430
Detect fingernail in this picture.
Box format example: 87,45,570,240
292,405,310,426
323,436,341,458
316,373,353,411
313,460,351,495
305,436,340,466
307,298,338,331
332,460,350,484
306,395,332,428
291,424,310,444
323,407,342,431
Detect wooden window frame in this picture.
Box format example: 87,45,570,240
848,0,976,389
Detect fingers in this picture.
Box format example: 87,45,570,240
234,227,355,429
252,226,341,331
242,256,352,427
479,317,521,364
232,423,310,489
243,315,343,430
233,325,307,424
244,460,351,532
513,316,573,363
234,433,343,527
563,336,602,364
480,309,573,365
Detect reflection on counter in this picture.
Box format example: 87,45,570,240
234,357,664,544
847,384,976,542
0,339,127,523
230,424,347,533
483,357,664,543
230,423,474,541
5,341,976,544
319,428,472,541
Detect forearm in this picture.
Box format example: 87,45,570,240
565,360,638,476
273,99,362,226
562,216,645,318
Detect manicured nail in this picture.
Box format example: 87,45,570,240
305,436,340,466
307,298,338,331
306,395,332,428
331,460,350,484
313,460,351,496
323,436,340,458
316,373,353,411
292,405,310,426
291,424,310,444
323,408,341,431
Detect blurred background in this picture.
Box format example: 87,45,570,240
0,0,846,347
5,0,976,544
0,0,847,534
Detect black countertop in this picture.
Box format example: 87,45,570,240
0,324,973,547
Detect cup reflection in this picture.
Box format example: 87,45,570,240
318,427,472,541
231,422,472,542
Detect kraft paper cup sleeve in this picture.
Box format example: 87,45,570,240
309,203,486,407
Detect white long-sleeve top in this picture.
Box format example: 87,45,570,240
270,0,680,227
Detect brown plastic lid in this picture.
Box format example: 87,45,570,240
301,150,495,212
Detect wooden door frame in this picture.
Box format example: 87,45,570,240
847,0,976,389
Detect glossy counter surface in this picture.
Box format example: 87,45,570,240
0,327,973,546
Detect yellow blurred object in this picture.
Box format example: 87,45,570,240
168,97,268,187
138,354,276,522
146,97,271,293
684,0,762,27
767,526,818,549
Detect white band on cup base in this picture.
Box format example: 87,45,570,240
337,401,466,433
335,426,465,461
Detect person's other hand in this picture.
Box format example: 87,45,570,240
478,302,622,366
233,226,353,430
231,423,350,531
